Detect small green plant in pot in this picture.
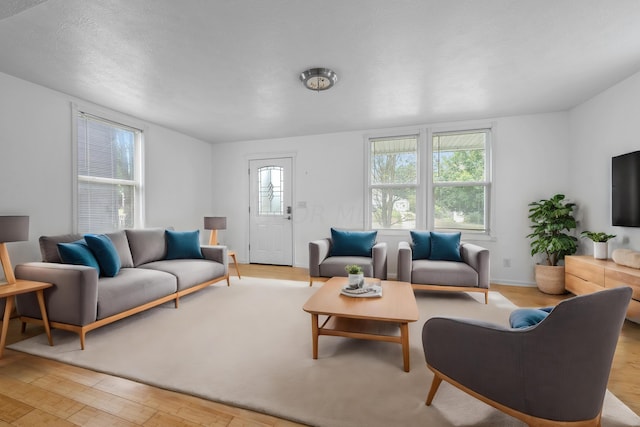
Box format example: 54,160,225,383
580,231,616,243
345,264,364,288
527,194,578,294
581,231,616,260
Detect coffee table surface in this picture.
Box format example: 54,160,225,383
303,277,419,322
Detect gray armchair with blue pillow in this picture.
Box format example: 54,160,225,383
397,231,490,303
422,286,632,426
308,228,387,286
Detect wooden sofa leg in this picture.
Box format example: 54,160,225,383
20,321,26,334
426,373,443,405
484,290,489,304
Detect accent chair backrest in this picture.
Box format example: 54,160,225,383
516,286,632,421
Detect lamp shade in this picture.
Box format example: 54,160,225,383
204,216,227,231
0,216,29,242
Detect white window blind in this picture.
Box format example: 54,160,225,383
76,111,142,233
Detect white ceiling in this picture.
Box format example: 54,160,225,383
2,1,640,143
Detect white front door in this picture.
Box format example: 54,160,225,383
249,157,293,265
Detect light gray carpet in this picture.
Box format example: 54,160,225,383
9,278,640,427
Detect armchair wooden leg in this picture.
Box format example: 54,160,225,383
426,373,443,406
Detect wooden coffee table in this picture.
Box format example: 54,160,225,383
302,277,419,372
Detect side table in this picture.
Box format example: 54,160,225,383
0,279,53,357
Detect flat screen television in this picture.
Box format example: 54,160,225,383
612,150,640,227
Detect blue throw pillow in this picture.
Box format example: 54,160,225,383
57,240,101,276
410,230,431,260
429,231,462,261
330,228,377,257
509,308,551,329
84,234,121,277
165,229,204,260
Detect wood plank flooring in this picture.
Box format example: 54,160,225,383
0,264,638,426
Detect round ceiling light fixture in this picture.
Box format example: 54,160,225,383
299,67,338,91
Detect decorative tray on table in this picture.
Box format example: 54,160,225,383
340,284,383,298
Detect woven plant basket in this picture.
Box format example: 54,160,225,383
535,264,566,295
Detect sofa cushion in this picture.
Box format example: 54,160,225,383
411,259,478,287
140,259,226,291
126,228,168,267
319,256,374,278
84,234,121,277
509,308,550,329
57,240,101,275
330,228,377,257
165,230,204,260
40,234,82,263
105,230,135,268
96,268,177,320
430,231,462,262
410,230,431,260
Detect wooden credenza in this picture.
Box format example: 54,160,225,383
565,255,640,323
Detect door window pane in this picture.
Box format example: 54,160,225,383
258,166,284,215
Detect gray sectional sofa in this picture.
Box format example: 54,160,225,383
14,228,228,349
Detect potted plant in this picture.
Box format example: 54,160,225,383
527,194,578,294
580,231,616,260
345,264,364,288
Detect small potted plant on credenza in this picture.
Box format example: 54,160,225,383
580,231,616,260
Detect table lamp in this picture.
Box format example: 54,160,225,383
0,216,29,285
204,216,227,245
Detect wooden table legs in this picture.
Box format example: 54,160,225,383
308,314,411,372
311,313,319,359
400,322,410,372
35,289,53,346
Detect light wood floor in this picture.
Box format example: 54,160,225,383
0,264,638,426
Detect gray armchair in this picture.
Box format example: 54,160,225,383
397,240,490,303
422,286,632,426
308,237,387,286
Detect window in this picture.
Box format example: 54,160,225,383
74,109,143,233
368,135,418,230
258,166,284,215
366,127,491,234
432,129,490,232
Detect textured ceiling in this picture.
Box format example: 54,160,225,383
1,0,640,143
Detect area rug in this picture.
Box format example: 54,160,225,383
9,278,640,427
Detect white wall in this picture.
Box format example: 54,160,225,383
211,112,571,285
7,62,638,286
569,70,640,255
0,72,213,280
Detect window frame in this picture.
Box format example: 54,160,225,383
365,123,494,239
364,129,424,233
428,127,492,235
71,103,145,233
